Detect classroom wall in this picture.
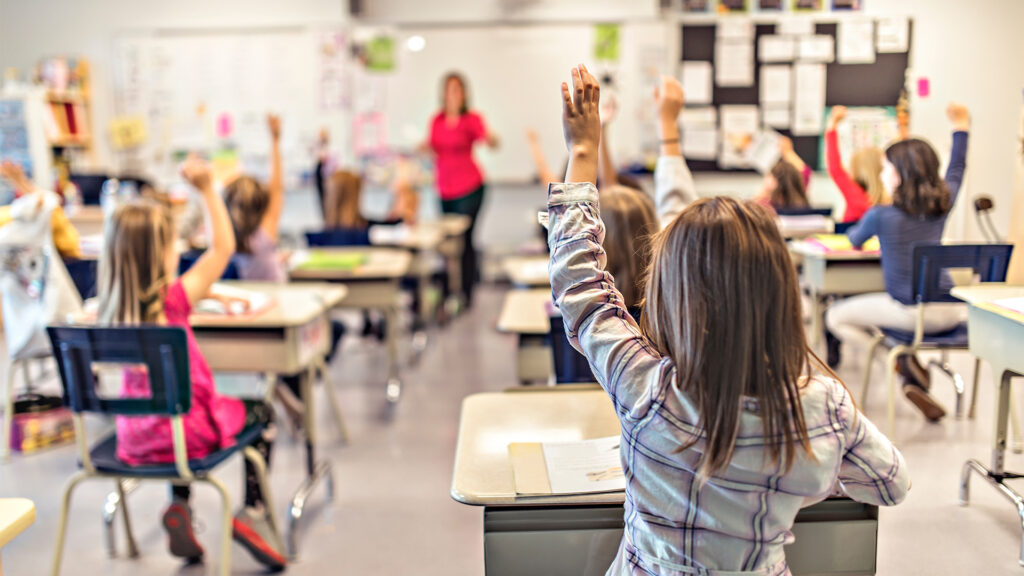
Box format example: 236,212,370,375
0,0,348,171
355,0,658,24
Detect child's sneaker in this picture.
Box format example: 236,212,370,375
162,498,204,563
232,506,287,571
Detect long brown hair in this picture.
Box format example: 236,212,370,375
441,72,469,115
769,160,809,209
601,185,657,309
849,147,889,206
96,199,175,325
886,138,951,218
224,175,269,254
325,170,366,229
641,197,812,480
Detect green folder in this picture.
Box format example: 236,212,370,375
298,251,368,271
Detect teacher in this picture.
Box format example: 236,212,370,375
426,72,499,309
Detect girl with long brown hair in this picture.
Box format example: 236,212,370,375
549,64,907,575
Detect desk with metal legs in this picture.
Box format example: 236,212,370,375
954,285,1024,566
290,247,412,403
452,389,880,576
496,289,553,384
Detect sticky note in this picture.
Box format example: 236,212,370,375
917,77,930,98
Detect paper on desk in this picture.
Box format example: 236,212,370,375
680,61,713,105
195,284,274,317
837,19,875,64
719,105,759,168
993,297,1024,317
876,17,909,53
760,65,792,106
792,63,826,136
758,35,796,62
542,436,625,495
797,35,835,63
716,40,755,87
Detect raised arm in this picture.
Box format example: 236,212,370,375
261,114,284,241
846,206,880,249
833,382,910,505
526,129,559,185
779,135,807,174
551,64,662,417
598,123,618,189
653,75,697,228
825,107,870,221
180,155,236,305
944,102,970,206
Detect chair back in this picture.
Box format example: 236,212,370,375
549,316,597,384
177,251,240,280
306,228,372,247
774,206,833,218
911,243,1014,303
47,325,192,417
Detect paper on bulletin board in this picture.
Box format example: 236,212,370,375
778,17,815,36
747,129,783,174
837,19,875,64
763,106,791,129
680,61,713,105
716,18,754,40
798,36,834,63
681,107,718,160
365,35,395,72
719,105,759,168
876,17,910,53
758,36,795,62
792,63,826,136
820,106,898,169
760,65,792,106
716,41,755,87
594,24,620,61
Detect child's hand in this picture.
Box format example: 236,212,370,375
778,135,794,153
267,114,282,141
827,105,847,131
947,102,970,131
561,64,601,156
654,75,685,123
0,161,32,194
526,128,540,143
180,154,213,192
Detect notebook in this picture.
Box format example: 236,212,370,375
805,233,880,254
509,436,625,496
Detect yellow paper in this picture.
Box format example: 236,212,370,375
108,116,147,149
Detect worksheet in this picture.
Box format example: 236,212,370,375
760,65,792,105
837,19,876,64
716,40,755,87
542,436,625,495
763,106,791,128
680,61,713,105
876,17,910,53
681,107,719,160
792,63,826,135
759,35,796,62
798,35,835,63
720,105,760,168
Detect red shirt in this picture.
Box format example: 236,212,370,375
825,129,872,223
429,111,487,200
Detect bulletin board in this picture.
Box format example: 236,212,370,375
680,18,912,172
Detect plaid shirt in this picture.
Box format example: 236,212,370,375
546,182,909,576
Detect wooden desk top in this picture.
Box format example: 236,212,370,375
503,255,550,287
952,284,1024,325
289,247,412,281
0,498,35,549
190,282,347,329
451,390,622,506
497,288,552,335
67,205,103,223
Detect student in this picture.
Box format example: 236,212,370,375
549,64,907,575
825,103,971,421
225,114,286,283
754,137,811,210
324,169,366,230
0,161,81,259
97,155,286,569
825,106,889,223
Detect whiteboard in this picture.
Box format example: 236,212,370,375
369,22,673,183
112,29,347,186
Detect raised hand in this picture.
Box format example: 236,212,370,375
654,75,685,123
946,102,970,131
561,64,601,185
827,105,848,131
180,154,213,193
0,161,32,193
267,114,282,141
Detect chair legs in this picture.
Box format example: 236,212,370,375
884,345,910,439
969,357,982,419
2,361,17,461
927,352,966,419
201,476,234,576
242,446,286,552
861,333,885,408
318,357,349,444
103,478,140,558
116,479,139,558
51,471,89,576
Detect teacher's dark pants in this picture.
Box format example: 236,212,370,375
441,184,485,308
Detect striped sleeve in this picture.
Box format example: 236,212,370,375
834,383,910,506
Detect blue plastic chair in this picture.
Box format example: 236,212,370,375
549,316,597,384
46,325,281,576
177,251,240,280
305,228,372,247
861,244,1014,436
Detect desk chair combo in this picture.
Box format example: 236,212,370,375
46,325,283,576
860,244,1015,438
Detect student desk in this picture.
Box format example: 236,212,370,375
191,281,347,559
289,247,412,402
451,390,880,576
497,288,553,384
67,205,104,237
503,255,550,288
0,498,34,576
789,241,884,348
954,285,1024,565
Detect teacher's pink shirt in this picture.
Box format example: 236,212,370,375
429,111,487,201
